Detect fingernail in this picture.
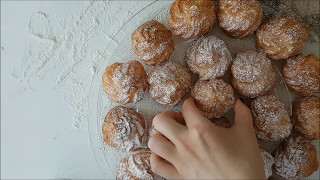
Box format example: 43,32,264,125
239,97,244,103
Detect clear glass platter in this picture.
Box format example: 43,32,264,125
88,1,297,179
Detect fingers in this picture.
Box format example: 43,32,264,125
153,111,186,144
233,98,253,129
164,110,186,126
150,153,182,179
182,97,210,127
148,132,177,163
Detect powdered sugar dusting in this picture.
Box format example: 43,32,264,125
260,148,275,178
256,16,308,59
132,20,174,66
218,0,262,37
102,60,147,104
168,0,216,38
251,95,292,141
232,50,272,83
102,106,147,152
116,149,165,180
283,54,320,96
293,97,320,140
186,36,232,80
139,42,168,61
273,136,317,179
148,62,192,106
192,79,235,118
148,125,158,138
231,50,276,98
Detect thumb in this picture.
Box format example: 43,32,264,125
233,98,254,129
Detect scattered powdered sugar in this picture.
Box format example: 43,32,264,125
260,148,275,178
186,36,232,80
273,136,316,179
12,1,142,129
251,95,292,141
148,62,192,106
116,149,165,180
283,54,320,96
218,0,262,37
168,0,216,38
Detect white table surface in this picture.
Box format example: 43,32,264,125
1,1,152,179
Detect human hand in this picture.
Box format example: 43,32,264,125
148,97,266,179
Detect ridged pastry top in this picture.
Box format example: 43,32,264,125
169,0,216,39
218,0,262,38
273,136,319,179
186,36,232,80
283,54,320,96
232,50,272,83
256,16,308,60
102,106,146,152
102,60,148,104
116,149,165,180
231,50,276,98
148,62,192,106
292,97,320,140
192,79,235,118
251,95,292,141
132,20,174,66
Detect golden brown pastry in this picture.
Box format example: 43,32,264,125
186,36,232,80
251,95,292,141
260,148,274,179
256,16,308,60
102,106,147,152
116,149,165,180
191,79,235,119
292,97,320,140
102,60,148,104
231,50,276,98
148,62,192,106
218,0,262,38
210,117,232,128
132,20,174,66
282,54,320,96
273,136,319,179
168,0,216,39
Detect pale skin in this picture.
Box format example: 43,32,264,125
148,97,266,179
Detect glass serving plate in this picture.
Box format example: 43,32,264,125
88,1,293,179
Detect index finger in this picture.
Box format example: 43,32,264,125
153,110,187,144
181,97,212,128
